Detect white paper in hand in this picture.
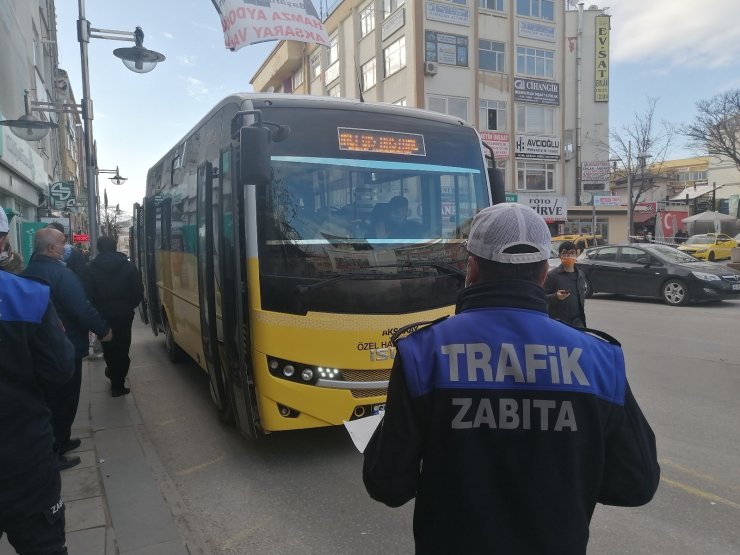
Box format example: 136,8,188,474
343,414,383,453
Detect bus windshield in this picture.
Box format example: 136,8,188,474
258,155,488,315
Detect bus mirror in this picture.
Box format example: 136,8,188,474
239,126,272,186
488,166,506,205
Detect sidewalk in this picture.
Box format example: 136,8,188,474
0,352,201,555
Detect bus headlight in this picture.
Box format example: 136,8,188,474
267,356,345,385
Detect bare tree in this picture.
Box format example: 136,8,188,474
683,89,740,170
100,188,129,241
607,97,676,215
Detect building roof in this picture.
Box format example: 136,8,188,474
669,182,721,201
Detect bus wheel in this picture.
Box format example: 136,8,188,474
163,314,186,363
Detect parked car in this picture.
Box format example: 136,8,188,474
577,243,740,306
548,243,561,270
676,233,737,261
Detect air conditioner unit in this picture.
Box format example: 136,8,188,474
424,61,438,76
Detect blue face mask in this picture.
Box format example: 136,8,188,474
63,243,72,262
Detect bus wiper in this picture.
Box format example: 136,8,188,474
373,261,466,280
295,271,405,294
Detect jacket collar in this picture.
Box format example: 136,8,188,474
455,279,548,315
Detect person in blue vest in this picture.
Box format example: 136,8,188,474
363,202,660,555
1,207,74,554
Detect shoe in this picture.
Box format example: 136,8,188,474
104,367,110,379
111,387,130,397
58,454,81,471
60,438,81,454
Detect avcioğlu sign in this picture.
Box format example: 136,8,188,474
515,135,560,160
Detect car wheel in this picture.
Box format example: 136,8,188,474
708,251,715,262
584,276,594,298
163,313,186,363
662,279,689,306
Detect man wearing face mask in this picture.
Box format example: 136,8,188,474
544,240,587,328
22,228,112,471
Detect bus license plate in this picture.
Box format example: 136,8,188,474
372,403,385,415
733,283,740,291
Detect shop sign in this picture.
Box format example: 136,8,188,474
517,194,567,221
515,135,560,160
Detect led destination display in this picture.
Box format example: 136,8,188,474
338,127,426,156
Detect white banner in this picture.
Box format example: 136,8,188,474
517,194,568,221
214,0,329,50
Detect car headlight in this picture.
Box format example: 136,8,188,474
695,249,707,253
691,271,720,281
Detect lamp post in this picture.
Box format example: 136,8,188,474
1,2,164,256
77,0,165,256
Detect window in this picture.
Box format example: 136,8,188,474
327,83,341,97
516,46,554,78
479,40,505,72
383,0,405,18
292,67,304,89
516,161,555,191
362,57,377,90
360,3,375,37
328,35,339,65
428,95,468,121
516,0,554,21
588,246,618,261
310,51,321,79
479,100,506,130
384,36,406,77
516,104,554,134
480,0,504,11
677,170,707,181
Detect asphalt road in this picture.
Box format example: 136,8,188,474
128,295,740,554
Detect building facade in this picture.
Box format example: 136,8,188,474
0,0,83,254
251,0,612,236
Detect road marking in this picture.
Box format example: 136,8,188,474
159,416,187,426
661,476,740,510
660,458,740,493
175,454,225,476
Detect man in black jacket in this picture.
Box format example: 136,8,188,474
543,240,588,328
363,203,659,554
83,236,144,397
1,212,74,553
22,228,112,470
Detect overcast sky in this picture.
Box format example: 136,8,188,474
53,0,740,214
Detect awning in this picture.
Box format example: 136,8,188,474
670,183,721,201
633,212,656,224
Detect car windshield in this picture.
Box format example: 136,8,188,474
686,234,714,245
651,245,701,263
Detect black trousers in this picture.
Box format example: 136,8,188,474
0,462,67,554
102,314,134,390
47,356,82,448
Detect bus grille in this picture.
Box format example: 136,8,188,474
342,369,392,382
351,388,387,398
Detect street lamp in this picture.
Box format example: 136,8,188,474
76,0,165,255
98,166,128,186
0,89,61,140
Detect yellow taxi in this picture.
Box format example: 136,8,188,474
551,234,605,252
677,233,737,261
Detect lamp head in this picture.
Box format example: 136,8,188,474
113,27,165,73
0,113,57,141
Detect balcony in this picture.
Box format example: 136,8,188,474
251,41,305,92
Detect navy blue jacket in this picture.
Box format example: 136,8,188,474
23,254,110,358
363,279,659,555
0,271,74,505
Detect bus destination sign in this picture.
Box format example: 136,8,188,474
337,127,426,156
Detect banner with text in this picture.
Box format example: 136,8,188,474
517,194,568,222
214,0,329,50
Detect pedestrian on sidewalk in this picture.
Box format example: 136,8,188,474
363,203,660,554
1,209,74,554
543,240,588,328
83,235,144,397
22,228,112,471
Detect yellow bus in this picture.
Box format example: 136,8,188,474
134,94,500,438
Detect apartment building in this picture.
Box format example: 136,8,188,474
252,0,613,236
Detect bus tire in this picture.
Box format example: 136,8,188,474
163,313,186,363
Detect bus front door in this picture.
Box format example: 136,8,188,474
196,162,230,417
219,146,261,439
